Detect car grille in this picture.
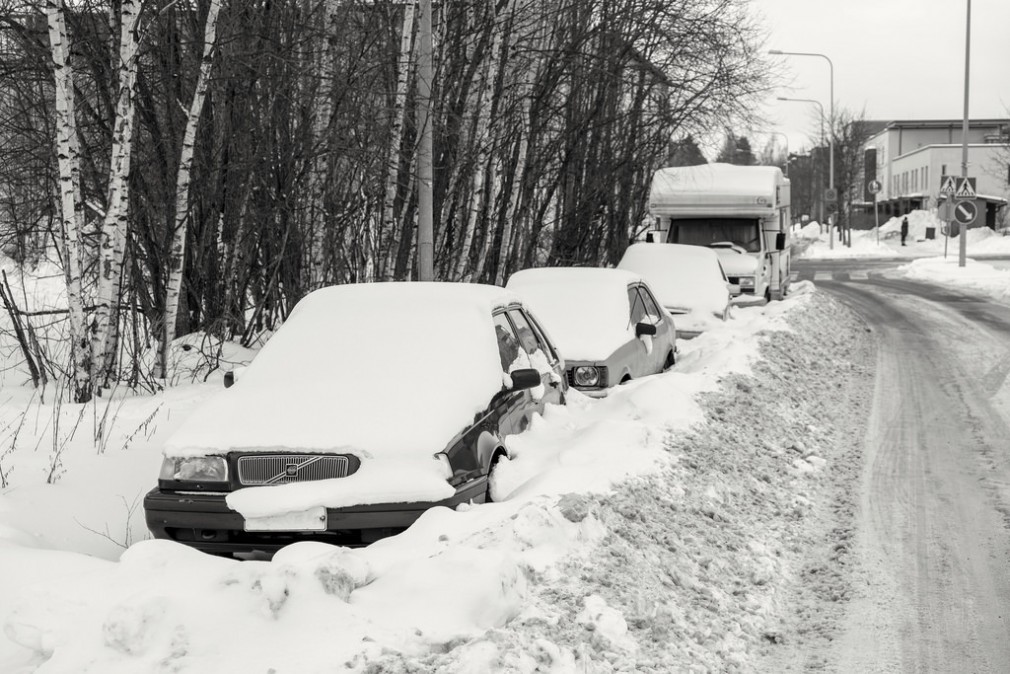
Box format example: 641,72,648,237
236,455,350,486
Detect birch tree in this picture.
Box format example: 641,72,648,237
162,0,223,379
46,0,91,403
91,0,141,387
379,0,416,281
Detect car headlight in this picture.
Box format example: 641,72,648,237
738,277,755,288
160,456,228,483
573,366,601,387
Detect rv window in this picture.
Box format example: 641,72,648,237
667,218,762,253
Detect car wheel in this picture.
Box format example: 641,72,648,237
485,448,508,503
620,375,632,385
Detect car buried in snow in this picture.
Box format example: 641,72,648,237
143,282,567,555
617,242,733,338
505,267,677,396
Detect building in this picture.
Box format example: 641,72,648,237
861,119,1010,229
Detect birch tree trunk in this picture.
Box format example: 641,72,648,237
308,0,339,288
452,7,502,281
92,0,141,387
380,1,416,281
46,0,92,403
162,0,222,379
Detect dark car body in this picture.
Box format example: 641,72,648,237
144,283,566,556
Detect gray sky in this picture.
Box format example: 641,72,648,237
747,0,1010,157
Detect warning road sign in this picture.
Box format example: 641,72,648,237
939,175,957,196
954,177,977,199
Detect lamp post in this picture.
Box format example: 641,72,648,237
777,96,830,247
958,0,971,268
770,50,836,244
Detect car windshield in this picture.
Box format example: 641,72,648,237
668,218,761,252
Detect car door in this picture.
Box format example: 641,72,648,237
637,283,675,370
492,311,534,435
507,307,564,412
626,284,656,377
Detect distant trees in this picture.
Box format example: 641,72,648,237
0,0,773,397
667,135,708,167
716,131,756,166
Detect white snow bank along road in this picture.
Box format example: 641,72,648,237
0,285,874,673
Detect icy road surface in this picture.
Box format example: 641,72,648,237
769,274,1010,673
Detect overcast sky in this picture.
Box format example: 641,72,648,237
746,0,1010,157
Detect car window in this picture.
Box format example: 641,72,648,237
493,312,528,373
637,285,663,324
508,309,553,370
628,286,648,325
522,311,560,364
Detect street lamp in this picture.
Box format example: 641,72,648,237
769,50,838,244
777,96,829,245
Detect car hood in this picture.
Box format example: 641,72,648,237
713,250,758,276
164,284,508,460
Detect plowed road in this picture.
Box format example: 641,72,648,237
806,265,1010,673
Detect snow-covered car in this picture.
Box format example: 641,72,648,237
617,242,732,338
506,267,677,395
144,282,567,555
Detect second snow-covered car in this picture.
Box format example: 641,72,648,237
144,282,567,555
506,267,676,395
617,242,732,338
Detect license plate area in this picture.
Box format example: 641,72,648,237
243,506,327,532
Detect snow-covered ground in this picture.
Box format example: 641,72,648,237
3,216,1009,672
797,209,1010,260
0,264,879,672
797,209,1010,304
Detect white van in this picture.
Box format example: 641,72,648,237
646,163,791,301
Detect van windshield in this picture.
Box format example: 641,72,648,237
667,218,761,252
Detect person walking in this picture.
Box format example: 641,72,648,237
900,215,909,246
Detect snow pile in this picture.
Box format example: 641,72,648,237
801,209,1010,260
796,222,823,240
898,257,1010,304
0,282,875,672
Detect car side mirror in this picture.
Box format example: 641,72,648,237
635,322,657,337
508,368,542,391
775,232,786,251
224,371,235,388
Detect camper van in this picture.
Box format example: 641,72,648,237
646,163,791,301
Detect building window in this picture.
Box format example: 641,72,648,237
941,164,947,175
924,166,929,189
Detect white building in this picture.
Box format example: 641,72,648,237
861,119,1009,229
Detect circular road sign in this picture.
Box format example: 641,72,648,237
954,200,977,226
867,179,882,194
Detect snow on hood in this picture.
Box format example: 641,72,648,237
711,248,758,276
507,268,642,362
164,283,516,460
617,244,729,319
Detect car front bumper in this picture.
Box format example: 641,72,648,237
144,481,484,555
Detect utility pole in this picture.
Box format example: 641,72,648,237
958,0,971,268
416,0,434,281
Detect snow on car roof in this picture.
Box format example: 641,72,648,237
649,163,785,213
506,267,643,361
617,243,729,325
165,282,520,459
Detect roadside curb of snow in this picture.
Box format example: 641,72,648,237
375,289,874,673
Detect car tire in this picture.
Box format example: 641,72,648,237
485,448,508,503
620,375,632,385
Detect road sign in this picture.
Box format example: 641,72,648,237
824,188,838,203
954,200,977,226
941,199,954,222
867,179,882,194
939,175,957,196
954,177,977,199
